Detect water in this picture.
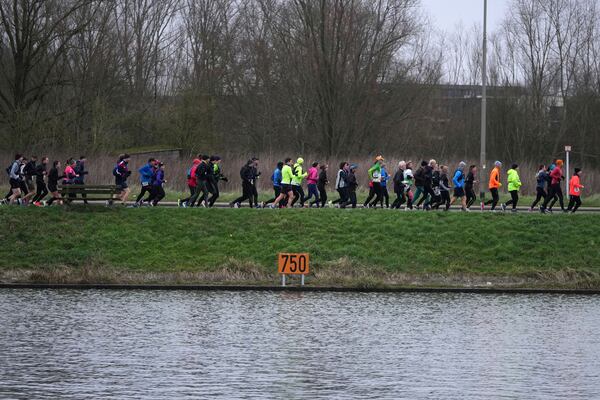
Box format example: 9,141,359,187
1,290,599,399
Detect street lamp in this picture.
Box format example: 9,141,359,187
480,0,488,207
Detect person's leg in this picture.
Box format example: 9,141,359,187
369,182,383,207
310,184,320,207
319,186,327,207
567,195,575,211
412,186,423,206
490,188,499,210
135,185,150,204
382,187,389,208
573,196,582,213
363,186,376,207
443,192,451,210
392,189,401,209
506,190,518,210
531,188,545,209
153,187,165,206
542,185,555,210
209,183,220,207
188,184,202,206
291,186,300,207
556,187,565,211
298,186,306,207
350,191,357,208
422,185,435,207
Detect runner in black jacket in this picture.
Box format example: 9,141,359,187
230,160,255,208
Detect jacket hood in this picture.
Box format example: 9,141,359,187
193,159,201,164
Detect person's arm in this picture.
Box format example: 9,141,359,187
452,171,460,187
440,177,450,191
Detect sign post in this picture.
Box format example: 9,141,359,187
278,253,310,287
565,146,571,196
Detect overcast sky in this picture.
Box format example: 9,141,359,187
422,0,509,33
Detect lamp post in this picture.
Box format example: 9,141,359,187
480,0,488,208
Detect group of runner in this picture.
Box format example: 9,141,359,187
3,153,586,213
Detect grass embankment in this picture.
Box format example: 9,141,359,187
1,207,599,289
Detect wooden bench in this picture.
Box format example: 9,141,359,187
58,185,120,205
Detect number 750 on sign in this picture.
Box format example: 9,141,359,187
278,253,310,275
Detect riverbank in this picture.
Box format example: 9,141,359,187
1,207,599,289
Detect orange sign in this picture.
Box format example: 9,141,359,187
278,253,310,275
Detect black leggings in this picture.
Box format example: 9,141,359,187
420,185,436,207
530,187,546,209
136,185,152,203
265,186,282,205
181,185,195,204
291,185,305,207
567,195,581,213
318,186,327,207
336,188,349,208
189,181,210,207
505,190,519,209
392,188,405,209
364,182,383,207
543,183,565,211
440,191,451,210
232,181,254,207
380,186,389,208
485,188,500,210
32,182,48,202
465,187,476,208
147,186,165,205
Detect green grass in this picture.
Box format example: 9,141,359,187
1,207,599,288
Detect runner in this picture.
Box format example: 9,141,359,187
251,157,261,207
46,161,64,206
419,159,437,210
402,161,414,210
305,162,320,207
317,164,328,208
22,156,38,205
380,162,390,208
271,158,295,208
465,165,477,209
438,165,451,211
449,161,468,211
334,162,350,208
63,158,79,203
291,158,308,207
73,156,89,204
541,159,566,213
114,154,132,205
265,162,283,207
32,157,49,206
148,162,166,206
208,156,227,207
347,164,358,208
135,158,157,206
484,161,502,211
7,154,24,205
412,161,427,207
364,156,384,208
179,158,201,207
391,161,406,209
189,155,211,208
529,164,548,211
567,168,584,213
504,164,522,212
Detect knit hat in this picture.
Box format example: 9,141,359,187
297,157,304,165
494,161,502,167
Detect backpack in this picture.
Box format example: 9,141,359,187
6,163,13,176
112,164,120,177
186,168,192,179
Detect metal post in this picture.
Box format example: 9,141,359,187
301,274,305,286
565,147,570,196
281,274,286,287
480,0,488,206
